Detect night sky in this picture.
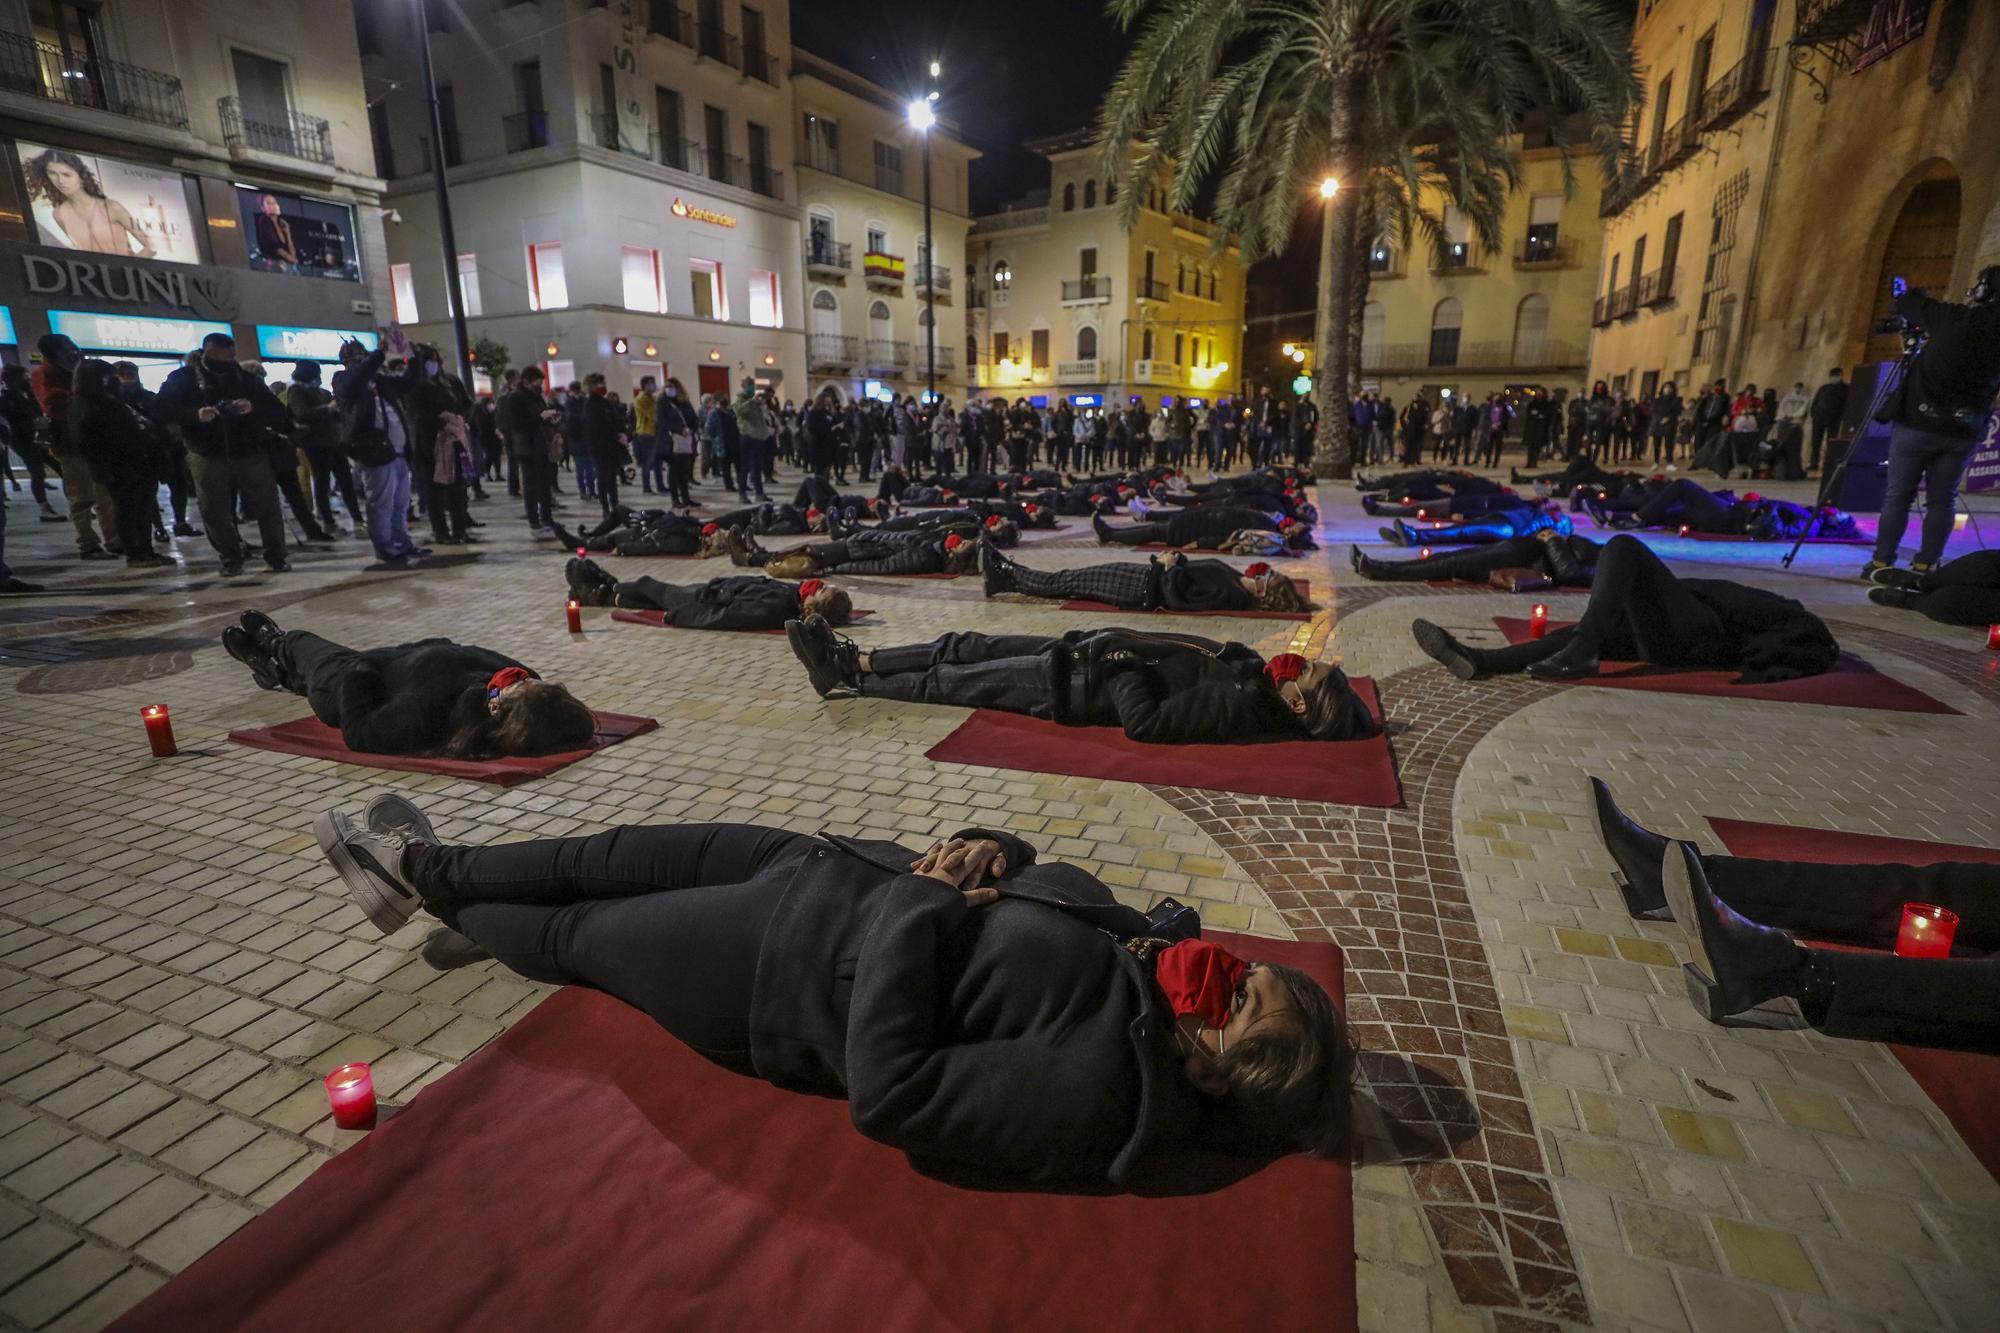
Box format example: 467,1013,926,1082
791,0,1127,214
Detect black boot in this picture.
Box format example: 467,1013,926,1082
1662,841,1806,1023
980,542,1014,598
564,557,617,608
785,614,860,698
1542,535,1588,586
1589,778,1672,918
221,627,285,691
240,610,284,658
1411,619,1481,680
1867,586,1919,611
1523,634,1599,680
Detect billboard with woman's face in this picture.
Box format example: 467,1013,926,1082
16,142,200,264
235,185,361,281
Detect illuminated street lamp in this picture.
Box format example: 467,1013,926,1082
1319,176,1339,199
909,76,939,409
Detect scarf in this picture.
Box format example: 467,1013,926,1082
486,666,533,702
798,578,825,601
1263,652,1307,692
1151,938,1247,1031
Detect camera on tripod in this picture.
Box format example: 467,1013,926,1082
1889,276,1928,354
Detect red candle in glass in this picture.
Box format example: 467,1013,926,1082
1679,524,1691,537
324,1062,377,1128
1529,603,1550,638
576,546,588,559
1895,903,1957,959
1419,547,1433,560
566,599,583,633
1987,624,1999,651
141,705,176,757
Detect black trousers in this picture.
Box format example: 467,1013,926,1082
428,478,470,541
1633,478,1736,532
305,447,360,528
1808,419,1836,472
865,632,1060,718
1100,520,1171,546
1468,536,1729,672
612,575,697,612
998,560,1155,607
1367,536,1542,582
104,473,160,560
1703,852,2000,1051
412,824,813,1062
1905,549,2000,628
667,452,696,508
274,630,366,723
519,452,554,529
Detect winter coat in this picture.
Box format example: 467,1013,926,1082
302,638,531,755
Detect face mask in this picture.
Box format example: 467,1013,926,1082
1154,939,1247,1035
203,356,232,375
665,388,677,398
425,361,441,377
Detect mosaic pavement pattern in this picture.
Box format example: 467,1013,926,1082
2,466,1999,1331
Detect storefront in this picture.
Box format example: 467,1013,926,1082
45,310,231,388
255,324,379,371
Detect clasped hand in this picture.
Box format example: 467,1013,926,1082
911,837,1006,905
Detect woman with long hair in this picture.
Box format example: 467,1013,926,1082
407,344,477,544
23,149,155,257
220,611,597,758
658,376,700,510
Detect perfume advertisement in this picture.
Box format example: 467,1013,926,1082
236,185,361,281
16,142,200,265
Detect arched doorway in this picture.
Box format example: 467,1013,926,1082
1512,294,1550,366
1361,300,1386,367
809,289,840,340
1865,170,1961,363
1429,298,1463,368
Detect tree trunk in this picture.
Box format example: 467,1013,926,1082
1312,72,1366,479
1345,184,1374,396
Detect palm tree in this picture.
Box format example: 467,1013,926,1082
1097,0,1640,477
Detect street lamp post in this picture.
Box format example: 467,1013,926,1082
413,4,471,388
909,73,938,416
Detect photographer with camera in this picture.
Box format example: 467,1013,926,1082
1861,267,2000,583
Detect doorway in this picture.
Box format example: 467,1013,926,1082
1865,171,1961,363
697,364,729,398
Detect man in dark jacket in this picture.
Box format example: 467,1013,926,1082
289,362,359,537
1092,505,1313,553
788,615,1375,746
496,366,560,535
1863,269,2000,581
566,558,853,630
1806,368,1847,474
155,332,293,575
317,799,1351,1184
1649,382,1683,464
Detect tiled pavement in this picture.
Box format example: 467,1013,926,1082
2,465,1998,1331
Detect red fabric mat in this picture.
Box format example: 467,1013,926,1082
610,608,876,634
1708,819,2000,1184
1061,581,1314,619
227,712,658,787
1491,617,1957,715
926,678,1398,806
113,934,1355,1333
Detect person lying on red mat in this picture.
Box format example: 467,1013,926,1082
221,611,595,758
315,800,1355,1184
784,615,1375,745
565,557,855,630
981,547,1316,616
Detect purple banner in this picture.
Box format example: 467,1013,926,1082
1965,413,2000,494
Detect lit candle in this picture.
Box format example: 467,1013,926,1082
1895,903,1958,959
1679,524,1690,537
576,545,588,559
1988,624,1999,651
1417,509,1429,520
324,1062,377,1129
566,599,583,634
1419,547,1433,560
141,705,176,757
1529,603,1549,638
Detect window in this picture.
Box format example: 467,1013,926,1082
657,87,685,169
1062,182,1075,211
1661,212,1684,285
621,246,664,313
514,60,548,150
1629,236,1648,293
1429,297,1463,367
598,64,618,149
368,99,395,178
867,224,888,254
456,253,482,318
390,261,418,323
1526,194,1562,261
422,0,450,32
1079,247,1097,277
1367,240,1393,273
1140,328,1155,360
747,268,781,328
527,242,568,310
1143,249,1156,285
689,258,725,320
545,358,575,389
991,259,1011,289
1031,329,1049,371
1206,272,1217,300
436,83,461,167
747,121,773,194
1173,332,1184,364
704,104,729,183
1077,326,1097,360
1606,253,1622,297
1441,207,1471,267
1083,180,1096,208
1362,301,1386,365
803,113,840,174
1686,30,1714,120
740,5,767,69
1512,294,1550,364
231,48,292,125
1649,73,1674,158
873,140,904,194
993,330,1010,363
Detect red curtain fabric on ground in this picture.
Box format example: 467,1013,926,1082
610,610,875,634
227,712,658,787
112,934,1355,1333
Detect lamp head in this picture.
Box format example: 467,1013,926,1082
907,99,936,131
1319,177,1339,199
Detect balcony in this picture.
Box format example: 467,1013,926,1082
1591,289,1638,326
505,110,552,153
1515,236,1579,270
866,338,911,371
1057,358,1105,383
218,97,332,165
908,344,955,373
1431,244,1481,274
743,45,777,85
803,139,840,175
696,22,740,70
661,135,697,172
968,288,988,309
1699,44,1771,132
809,333,859,368
746,161,783,199
0,31,188,131
874,164,905,195
805,239,852,274
1062,276,1113,303
863,251,906,288
1364,247,1406,279
914,263,951,295
1635,267,1677,307
1646,114,1700,176
1130,359,1173,385
648,1,693,44
1136,277,1170,302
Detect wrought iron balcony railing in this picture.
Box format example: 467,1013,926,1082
219,96,332,165
805,239,851,271
505,110,552,153
0,31,187,130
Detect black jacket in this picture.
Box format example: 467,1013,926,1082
306,638,530,754
496,387,555,459
1165,505,1287,549
155,360,290,459
1809,379,1848,427
332,350,420,465
1157,557,1257,612
664,575,802,630
1888,289,2000,437
288,382,341,452
69,391,163,481
748,830,1203,1184
583,393,628,464
1060,628,1326,743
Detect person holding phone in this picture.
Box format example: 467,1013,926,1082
155,332,293,576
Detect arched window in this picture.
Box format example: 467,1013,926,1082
869,300,893,343
811,289,837,310
1429,297,1464,368
809,289,840,342
1511,293,1550,366
1176,260,1187,293
1105,180,1117,205
1361,300,1386,367
918,305,933,326
1206,271,1217,300
1141,327,1155,360
992,260,1012,290
1062,182,1075,211
1077,325,1098,360
1083,180,1097,208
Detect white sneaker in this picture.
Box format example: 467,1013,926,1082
314,808,428,935
366,792,438,845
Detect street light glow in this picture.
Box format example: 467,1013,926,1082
1319,176,1339,198
929,60,941,78
907,99,936,131
1281,342,1296,357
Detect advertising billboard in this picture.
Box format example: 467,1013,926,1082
16,142,199,264
235,185,362,281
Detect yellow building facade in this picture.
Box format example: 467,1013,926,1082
964,134,1245,410
1589,0,2000,398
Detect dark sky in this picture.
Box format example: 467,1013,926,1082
791,0,1127,213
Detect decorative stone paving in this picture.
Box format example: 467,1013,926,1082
3,469,1999,1331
